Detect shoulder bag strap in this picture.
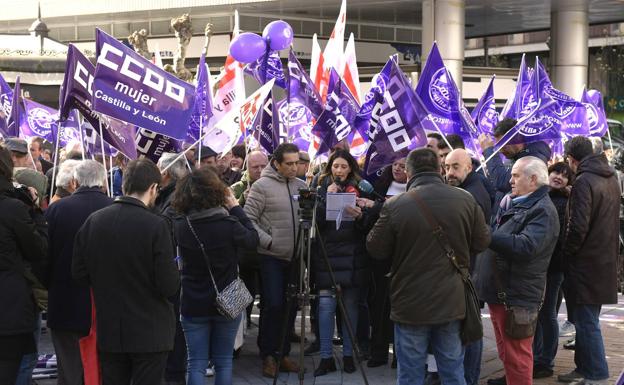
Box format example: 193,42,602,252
185,216,220,294
406,190,468,282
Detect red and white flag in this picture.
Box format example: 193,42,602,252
208,79,275,156
323,0,347,72
209,10,245,135
342,33,362,104
310,34,326,94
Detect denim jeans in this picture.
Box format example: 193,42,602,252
533,272,564,369
181,314,242,385
394,320,466,385
463,339,482,385
318,287,360,359
15,312,41,385
258,255,297,359
574,304,609,381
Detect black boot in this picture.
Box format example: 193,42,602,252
314,358,337,377
343,356,356,373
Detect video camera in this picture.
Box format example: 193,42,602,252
297,188,317,221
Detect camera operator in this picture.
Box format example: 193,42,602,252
243,143,307,378
310,149,371,376
0,145,48,384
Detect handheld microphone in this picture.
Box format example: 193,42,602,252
358,179,385,200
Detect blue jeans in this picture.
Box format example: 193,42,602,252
258,255,297,358
15,312,41,385
533,272,564,369
574,304,609,381
181,314,241,385
394,321,466,385
463,339,482,385
318,287,360,359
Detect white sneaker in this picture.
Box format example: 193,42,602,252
570,380,608,385
205,365,215,377
559,320,576,337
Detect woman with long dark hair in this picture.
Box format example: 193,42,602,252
311,149,370,376
533,161,575,378
171,167,258,385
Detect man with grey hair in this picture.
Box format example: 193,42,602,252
44,160,113,385
474,156,559,385
155,152,189,214
50,160,80,204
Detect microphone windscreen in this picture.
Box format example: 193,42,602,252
358,179,375,194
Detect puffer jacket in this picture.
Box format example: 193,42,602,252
0,178,48,336
244,164,307,261
366,173,491,326
312,175,370,289
563,153,620,305
473,185,559,308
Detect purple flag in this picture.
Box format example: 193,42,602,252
500,54,535,120
135,128,182,163
188,51,214,144
22,98,59,142
60,44,138,159
0,73,13,136
245,50,287,89
364,61,430,174
581,88,608,137
56,110,84,147
93,29,195,140
312,68,360,155
415,43,461,135
81,121,116,157
353,56,395,142
471,76,498,135
286,49,324,152
6,76,22,137
249,91,278,154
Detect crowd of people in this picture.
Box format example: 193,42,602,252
0,117,621,385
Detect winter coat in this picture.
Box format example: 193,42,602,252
231,171,251,206
0,178,47,336
72,196,180,353
547,188,569,274
312,176,370,289
45,187,113,334
474,185,559,308
563,153,620,305
366,173,491,326
244,164,307,261
173,206,258,317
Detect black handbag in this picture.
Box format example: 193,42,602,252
185,216,253,320
408,191,484,345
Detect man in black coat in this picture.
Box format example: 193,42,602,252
444,148,492,385
45,160,113,385
556,137,620,385
72,158,180,385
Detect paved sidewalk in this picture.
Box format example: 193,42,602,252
36,295,624,384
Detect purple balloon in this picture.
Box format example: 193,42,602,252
262,20,294,51
230,33,267,63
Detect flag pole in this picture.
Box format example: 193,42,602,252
161,124,221,174
77,118,86,160
475,129,521,173
49,121,63,199
197,115,203,168
97,120,111,197
109,155,114,197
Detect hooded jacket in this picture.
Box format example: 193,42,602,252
243,164,307,261
563,153,620,305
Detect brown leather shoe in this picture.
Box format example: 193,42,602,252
262,356,277,378
279,356,301,373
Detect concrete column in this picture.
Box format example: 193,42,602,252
421,0,465,93
551,0,588,98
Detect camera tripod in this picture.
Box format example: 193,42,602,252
271,190,370,385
